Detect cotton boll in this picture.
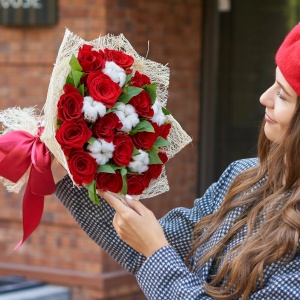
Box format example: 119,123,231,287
83,96,93,106
115,110,125,121
121,118,133,133
115,102,126,112
118,72,126,87
124,104,135,115
87,139,102,153
103,61,126,87
129,150,149,173
128,161,149,174
127,113,139,127
90,152,110,165
100,140,115,153
133,150,149,164
93,101,106,117
103,151,113,159
151,113,166,126
151,101,166,126
83,106,98,123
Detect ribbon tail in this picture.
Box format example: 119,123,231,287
14,175,44,250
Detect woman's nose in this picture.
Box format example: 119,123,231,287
260,86,274,108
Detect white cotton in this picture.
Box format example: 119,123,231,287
121,118,134,133
92,101,106,117
115,102,126,112
124,104,135,115
87,139,103,153
90,152,110,165
83,96,93,106
87,139,115,165
127,113,139,127
152,114,166,126
103,61,127,87
115,104,139,132
128,150,149,173
83,106,98,123
115,110,125,121
151,101,166,126
82,96,107,123
121,113,139,133
128,161,149,174
133,150,150,164
100,139,115,153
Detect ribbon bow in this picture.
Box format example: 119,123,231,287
0,129,56,250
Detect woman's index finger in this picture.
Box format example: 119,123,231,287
98,190,127,213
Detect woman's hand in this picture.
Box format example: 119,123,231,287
98,190,169,258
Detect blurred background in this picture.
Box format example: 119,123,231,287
0,0,299,299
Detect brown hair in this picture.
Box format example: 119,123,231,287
186,101,300,299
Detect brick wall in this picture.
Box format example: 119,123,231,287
0,0,202,299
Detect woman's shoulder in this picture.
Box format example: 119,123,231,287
227,157,259,173
215,157,259,190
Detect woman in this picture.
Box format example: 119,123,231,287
56,24,300,299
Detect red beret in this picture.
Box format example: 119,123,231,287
276,23,300,96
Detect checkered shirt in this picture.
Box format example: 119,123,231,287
56,158,300,299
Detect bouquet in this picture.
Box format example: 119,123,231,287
0,29,192,248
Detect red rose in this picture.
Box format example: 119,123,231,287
96,171,123,193
126,174,146,195
129,90,154,117
56,119,92,149
87,71,122,108
131,71,151,87
57,84,84,121
113,133,134,166
144,152,169,184
104,48,134,69
159,123,171,139
78,44,105,72
132,122,159,150
92,113,122,142
68,149,98,186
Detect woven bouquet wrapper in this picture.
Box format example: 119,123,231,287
42,29,192,199
0,29,192,247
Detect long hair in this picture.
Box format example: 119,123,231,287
187,101,300,299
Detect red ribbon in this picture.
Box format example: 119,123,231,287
0,129,56,250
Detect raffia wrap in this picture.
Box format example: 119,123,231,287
0,107,39,193
0,29,192,200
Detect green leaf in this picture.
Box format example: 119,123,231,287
97,164,116,174
69,54,83,71
86,180,101,205
125,73,133,86
130,120,154,135
154,136,171,147
66,74,74,85
78,84,85,96
72,69,84,88
120,168,128,195
120,168,127,177
148,148,163,164
88,137,97,145
143,83,157,104
132,147,141,156
162,106,172,115
118,86,143,104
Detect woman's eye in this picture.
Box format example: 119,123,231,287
276,91,285,100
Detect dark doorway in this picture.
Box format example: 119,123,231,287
199,0,300,194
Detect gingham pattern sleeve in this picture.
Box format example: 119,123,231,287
136,245,300,299
56,177,146,275
157,158,258,261
56,158,257,276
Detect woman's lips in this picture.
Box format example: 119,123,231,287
265,112,276,123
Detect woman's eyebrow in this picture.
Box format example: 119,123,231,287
277,81,292,97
